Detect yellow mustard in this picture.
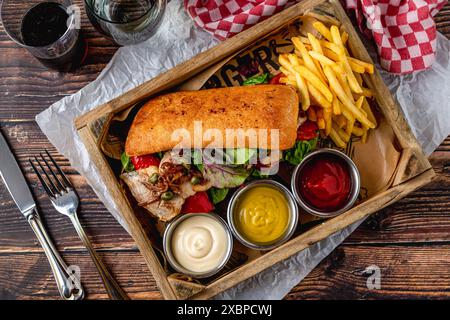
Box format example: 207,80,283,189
235,186,290,244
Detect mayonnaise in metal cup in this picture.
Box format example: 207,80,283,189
163,213,233,278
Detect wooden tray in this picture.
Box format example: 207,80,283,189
75,0,435,300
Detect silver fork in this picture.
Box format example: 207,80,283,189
30,150,129,300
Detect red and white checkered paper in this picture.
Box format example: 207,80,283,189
184,0,447,74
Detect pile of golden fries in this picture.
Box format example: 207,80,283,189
278,18,377,148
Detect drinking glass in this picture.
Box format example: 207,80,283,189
0,0,87,71
84,0,166,46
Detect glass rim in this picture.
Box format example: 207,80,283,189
83,0,159,25
0,0,77,49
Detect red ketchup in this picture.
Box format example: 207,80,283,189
299,155,351,211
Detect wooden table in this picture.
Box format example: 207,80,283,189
0,2,449,300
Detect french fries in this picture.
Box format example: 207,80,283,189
336,115,347,128
278,16,377,149
330,26,362,94
354,72,363,86
332,94,341,115
313,21,333,42
297,36,343,55
308,51,336,66
329,127,346,148
295,65,333,102
284,60,310,110
291,37,325,82
349,57,374,74
348,61,365,73
306,81,332,109
361,87,373,98
308,33,324,54
324,107,332,136
335,70,354,102
341,31,349,45
362,98,377,127
323,66,375,129
351,126,365,136
304,11,341,27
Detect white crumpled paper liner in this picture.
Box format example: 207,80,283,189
36,0,450,299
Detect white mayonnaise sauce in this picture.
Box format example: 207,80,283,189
171,215,229,273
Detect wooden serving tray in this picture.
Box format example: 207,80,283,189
75,0,435,300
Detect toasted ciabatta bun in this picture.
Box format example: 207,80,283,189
125,85,299,156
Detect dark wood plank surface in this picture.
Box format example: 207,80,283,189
0,1,449,300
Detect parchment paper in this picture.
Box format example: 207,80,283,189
36,0,450,300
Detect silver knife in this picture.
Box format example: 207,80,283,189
0,131,84,300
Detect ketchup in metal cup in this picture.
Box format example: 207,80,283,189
298,154,351,211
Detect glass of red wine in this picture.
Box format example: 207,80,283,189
0,0,87,72
84,0,166,46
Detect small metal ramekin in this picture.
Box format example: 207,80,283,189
163,213,233,279
291,148,361,218
227,180,299,251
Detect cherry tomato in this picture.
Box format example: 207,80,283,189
269,73,283,84
131,154,161,170
297,120,319,141
181,191,214,213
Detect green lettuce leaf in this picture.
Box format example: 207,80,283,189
192,149,204,171
121,152,134,172
209,188,229,204
283,138,318,165
189,149,254,189
202,162,251,188
251,167,269,179
242,73,269,86
224,148,257,165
